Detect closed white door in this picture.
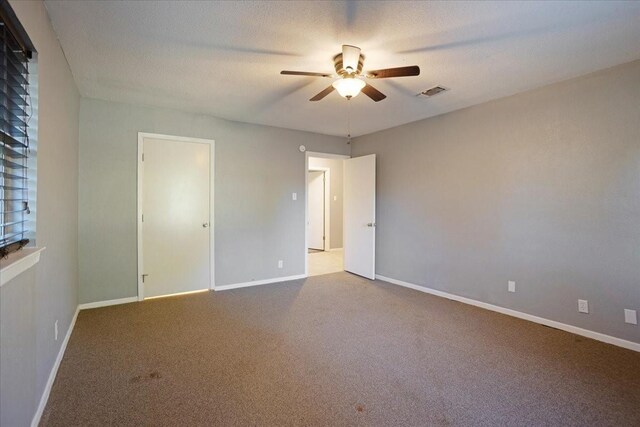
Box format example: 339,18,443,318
344,154,376,279
142,137,211,298
308,171,325,250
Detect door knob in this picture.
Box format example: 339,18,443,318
202,223,209,228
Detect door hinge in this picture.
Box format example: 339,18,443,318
141,213,144,222
141,274,148,283
142,153,145,162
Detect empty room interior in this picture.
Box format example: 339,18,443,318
1,1,640,425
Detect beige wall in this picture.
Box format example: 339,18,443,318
352,60,640,344
1,1,80,425
309,157,344,249
78,98,349,304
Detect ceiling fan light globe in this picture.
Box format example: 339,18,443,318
332,77,366,99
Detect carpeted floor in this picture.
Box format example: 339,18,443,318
41,273,640,426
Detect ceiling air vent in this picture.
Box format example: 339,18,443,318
421,86,447,97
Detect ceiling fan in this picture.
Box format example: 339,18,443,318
281,45,420,102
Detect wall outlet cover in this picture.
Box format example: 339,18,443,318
578,299,589,314
278,260,283,269
292,192,297,201
624,309,637,325
508,280,516,293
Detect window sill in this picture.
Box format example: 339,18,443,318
0,247,45,287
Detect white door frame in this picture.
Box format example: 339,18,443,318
304,151,350,276
308,167,330,251
137,132,215,300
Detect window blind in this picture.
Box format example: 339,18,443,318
0,1,34,257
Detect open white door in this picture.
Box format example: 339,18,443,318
141,137,211,298
343,154,376,279
308,171,325,250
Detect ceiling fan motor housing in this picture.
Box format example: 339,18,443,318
333,52,365,76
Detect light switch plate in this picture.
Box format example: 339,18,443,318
624,309,637,325
278,260,283,269
292,192,297,201
508,280,516,293
578,299,589,314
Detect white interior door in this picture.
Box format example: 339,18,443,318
344,154,376,279
308,171,325,250
142,137,210,298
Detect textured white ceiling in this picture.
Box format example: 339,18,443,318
44,1,640,137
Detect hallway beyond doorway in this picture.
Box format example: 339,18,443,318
308,249,343,277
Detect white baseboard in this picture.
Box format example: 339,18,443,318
31,305,80,427
215,274,307,291
376,275,640,353
78,296,138,310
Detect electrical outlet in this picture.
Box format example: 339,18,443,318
292,192,297,201
334,196,337,201
508,280,516,293
278,260,283,269
54,320,59,341
624,309,637,325
578,299,589,314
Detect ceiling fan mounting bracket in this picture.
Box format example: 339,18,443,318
333,53,365,76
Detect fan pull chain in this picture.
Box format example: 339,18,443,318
347,100,351,144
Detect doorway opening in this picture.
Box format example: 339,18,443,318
305,151,377,280
306,152,349,277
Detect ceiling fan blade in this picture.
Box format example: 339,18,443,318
361,83,386,102
342,45,361,72
366,65,420,79
310,85,335,101
281,70,332,78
